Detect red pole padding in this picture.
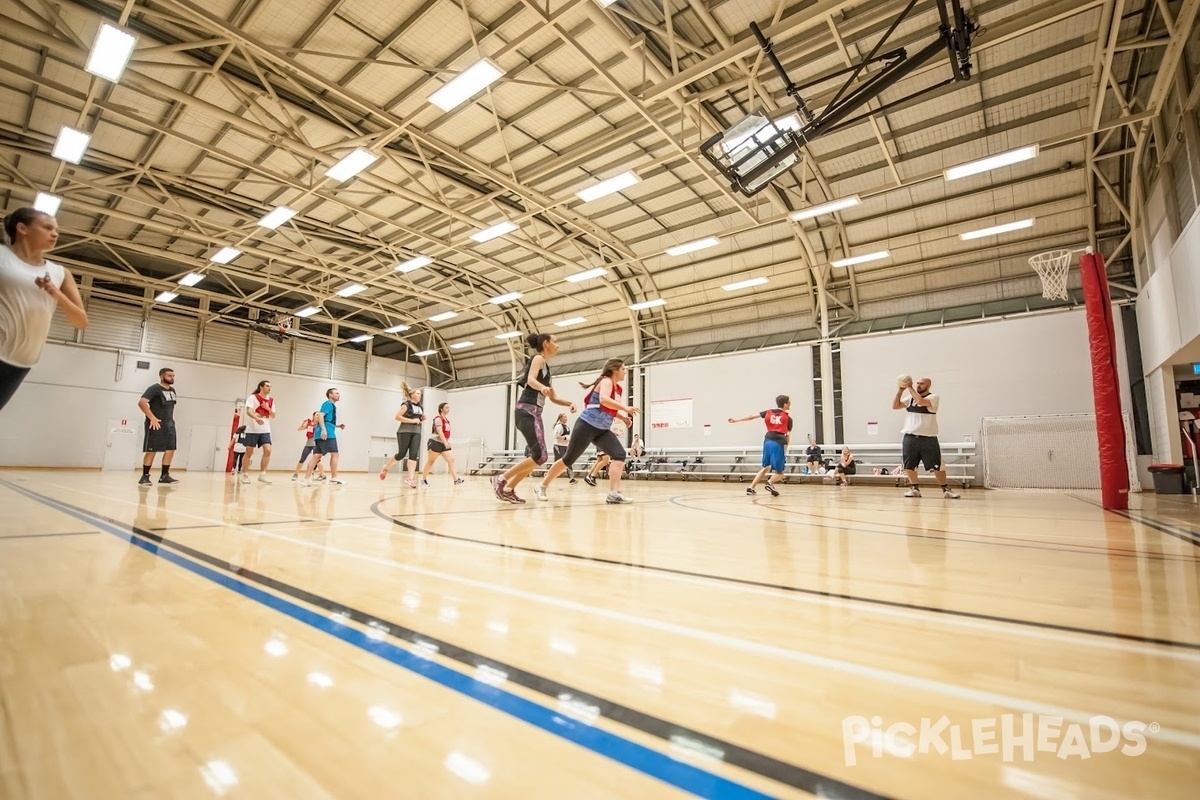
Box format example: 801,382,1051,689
1079,250,1129,510
226,407,241,473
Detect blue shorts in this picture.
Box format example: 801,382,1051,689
243,432,272,448
761,439,786,473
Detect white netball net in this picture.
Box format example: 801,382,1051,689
981,413,1141,492
1029,249,1072,300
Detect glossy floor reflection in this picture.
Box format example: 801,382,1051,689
1,470,1198,799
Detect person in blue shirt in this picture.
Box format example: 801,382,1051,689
301,387,344,485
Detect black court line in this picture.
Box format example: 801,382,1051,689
370,500,1200,652
241,519,315,527
0,531,100,540
1068,495,1200,549
3,483,890,800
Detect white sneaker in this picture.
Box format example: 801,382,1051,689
533,484,548,501
943,489,960,499
298,480,312,487
328,478,345,485
605,491,633,504
239,473,250,484
257,475,272,484
291,474,298,481
904,488,921,498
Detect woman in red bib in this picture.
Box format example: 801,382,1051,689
419,402,464,486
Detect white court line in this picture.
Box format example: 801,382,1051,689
58,483,1200,664
46,482,1200,752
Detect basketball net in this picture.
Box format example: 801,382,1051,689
1028,249,1072,301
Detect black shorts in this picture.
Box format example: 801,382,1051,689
428,439,449,454
835,462,857,475
902,434,942,471
314,438,339,455
144,422,177,452
396,431,421,462
243,432,272,448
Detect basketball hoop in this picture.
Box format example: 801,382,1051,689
1028,249,1072,301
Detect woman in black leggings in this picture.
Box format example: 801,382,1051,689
378,383,424,486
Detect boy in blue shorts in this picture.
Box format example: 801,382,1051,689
728,395,793,497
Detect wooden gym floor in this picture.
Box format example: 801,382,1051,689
1,470,1197,799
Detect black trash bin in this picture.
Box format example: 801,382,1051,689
1148,464,1188,494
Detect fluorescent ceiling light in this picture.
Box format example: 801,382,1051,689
722,276,769,292
565,267,607,283
450,341,475,349
429,311,458,322
396,255,433,273
496,331,522,339
325,148,378,182
665,236,720,256
34,192,61,216
178,272,204,287
414,349,437,357
944,145,1039,181
576,171,640,203
349,334,372,343
554,316,586,327
295,306,320,318
629,298,666,310
470,220,518,243
789,195,861,222
257,206,297,229
52,127,91,164
831,250,889,267
596,0,620,6
335,283,366,297
383,323,410,333
428,58,505,111
959,218,1036,241
488,291,522,304
155,291,178,303
210,247,241,264
85,23,137,82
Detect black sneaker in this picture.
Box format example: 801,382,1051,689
138,475,152,486
583,475,597,487
159,475,179,485
764,482,779,497
745,487,757,495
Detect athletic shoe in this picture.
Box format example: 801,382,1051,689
299,480,312,487
502,490,525,504
454,478,465,485
605,491,633,504
239,473,250,484
943,489,961,500
421,479,429,487
159,476,179,485
315,475,326,481
328,478,345,485
404,477,416,488
569,478,578,485
764,482,780,497
491,474,507,499
257,475,272,484
534,485,548,501
138,475,152,486
904,488,922,498
583,475,597,487
745,487,757,496
291,474,298,481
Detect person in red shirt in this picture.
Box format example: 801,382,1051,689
418,402,464,486
728,395,793,497
291,411,324,481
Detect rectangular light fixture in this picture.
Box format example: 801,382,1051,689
210,246,241,264
295,306,320,318
789,195,861,222
488,291,522,305
629,298,666,310
722,276,769,292
450,341,475,349
335,283,366,297
959,218,1035,241
496,331,522,339
257,206,297,229
596,0,620,6
349,334,373,343
428,58,505,111
554,316,586,327
577,171,640,203
383,324,410,333
85,22,138,82
831,250,889,267
470,220,518,243
565,267,607,283
155,291,178,303
325,148,378,182
414,349,437,357
944,145,1039,181
34,192,62,216
52,127,91,164
396,255,433,273
429,311,458,322
178,272,204,287
665,236,720,256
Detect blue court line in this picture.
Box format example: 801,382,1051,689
0,481,774,800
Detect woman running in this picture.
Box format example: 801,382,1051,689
378,382,424,486
419,402,465,486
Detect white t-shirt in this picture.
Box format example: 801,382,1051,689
0,245,67,368
244,393,274,434
901,393,940,437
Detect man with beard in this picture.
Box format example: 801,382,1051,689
137,367,180,485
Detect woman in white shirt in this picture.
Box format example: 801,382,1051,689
1,208,87,411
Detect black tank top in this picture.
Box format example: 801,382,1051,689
517,356,551,406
